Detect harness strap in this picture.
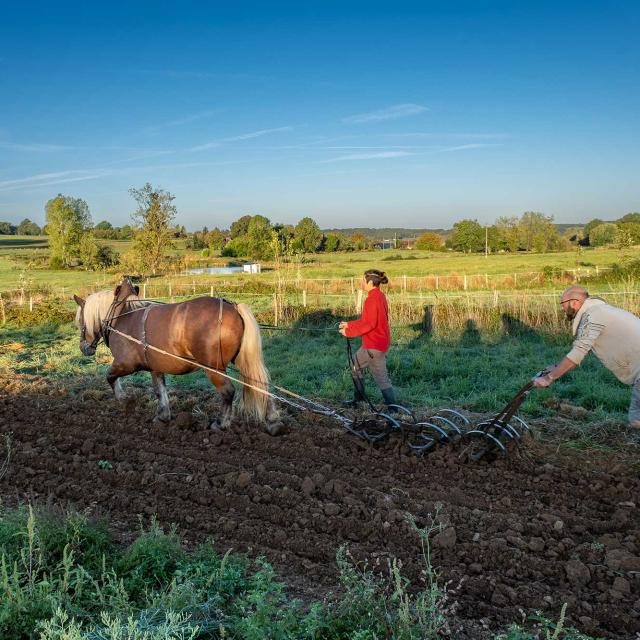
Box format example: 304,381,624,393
140,305,153,367
217,298,224,369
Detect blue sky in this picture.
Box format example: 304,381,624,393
0,1,638,229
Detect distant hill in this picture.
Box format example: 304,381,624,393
323,224,583,239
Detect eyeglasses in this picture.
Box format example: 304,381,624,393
559,298,580,305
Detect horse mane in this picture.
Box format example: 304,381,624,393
76,289,151,337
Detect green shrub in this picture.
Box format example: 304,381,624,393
117,519,186,605
4,299,74,328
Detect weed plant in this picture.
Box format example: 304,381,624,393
0,505,601,639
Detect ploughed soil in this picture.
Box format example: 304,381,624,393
1,374,640,639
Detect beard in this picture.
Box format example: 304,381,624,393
565,307,577,321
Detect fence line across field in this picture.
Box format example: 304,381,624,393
0,266,618,302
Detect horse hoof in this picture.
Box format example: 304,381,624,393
265,421,284,436
153,416,170,427
209,420,226,431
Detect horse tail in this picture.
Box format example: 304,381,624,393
234,303,270,422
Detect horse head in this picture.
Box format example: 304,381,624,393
73,293,100,356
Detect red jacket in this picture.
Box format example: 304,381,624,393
345,287,391,352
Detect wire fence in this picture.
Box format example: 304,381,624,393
0,265,614,301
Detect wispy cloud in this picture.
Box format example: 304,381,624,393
190,126,295,151
321,151,414,163
0,170,110,193
392,132,507,139
342,103,428,124
140,69,277,82
434,143,501,152
0,141,76,152
142,109,221,134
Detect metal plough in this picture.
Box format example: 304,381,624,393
343,338,538,461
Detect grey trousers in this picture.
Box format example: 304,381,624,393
629,378,640,423
354,347,393,391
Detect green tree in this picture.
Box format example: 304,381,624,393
348,233,370,251
45,194,92,267
589,222,618,247
517,211,557,252
247,215,273,259
272,224,295,255
119,224,134,240
17,218,41,235
617,222,640,245
207,228,226,251
78,233,100,269
230,215,252,239
415,231,444,251
324,231,345,252
221,236,249,257
583,218,604,244
129,183,176,276
293,217,322,253
495,216,520,252
618,212,640,224
0,221,16,234
449,219,484,253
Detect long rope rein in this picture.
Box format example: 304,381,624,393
104,325,354,426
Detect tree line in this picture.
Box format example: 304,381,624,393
4,181,639,276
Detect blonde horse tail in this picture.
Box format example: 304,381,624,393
234,303,271,422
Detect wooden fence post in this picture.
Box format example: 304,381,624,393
493,290,499,307
0,294,5,325
463,275,468,291
435,275,439,290
29,295,33,312
169,283,172,298
210,285,214,297
303,290,307,308
350,277,355,294
356,289,363,313
273,293,279,326
142,283,147,299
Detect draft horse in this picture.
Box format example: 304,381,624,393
73,277,281,434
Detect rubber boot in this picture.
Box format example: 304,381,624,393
343,381,366,407
381,387,398,413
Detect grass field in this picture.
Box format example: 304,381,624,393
0,233,633,299
1,303,635,451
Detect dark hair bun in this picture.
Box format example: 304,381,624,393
364,269,388,286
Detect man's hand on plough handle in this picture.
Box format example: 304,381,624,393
532,358,577,388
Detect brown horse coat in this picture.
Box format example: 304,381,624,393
74,277,279,432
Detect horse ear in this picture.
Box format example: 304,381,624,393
113,285,121,297
73,294,85,307
134,285,140,296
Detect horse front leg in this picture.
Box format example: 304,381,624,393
151,372,171,423
107,364,136,414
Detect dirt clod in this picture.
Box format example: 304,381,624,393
1,376,639,639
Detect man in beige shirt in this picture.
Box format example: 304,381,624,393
533,286,640,428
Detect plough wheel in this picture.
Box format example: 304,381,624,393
350,412,400,443
435,408,470,427
403,421,448,449
458,429,507,462
387,404,416,423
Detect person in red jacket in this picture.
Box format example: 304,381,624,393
338,269,397,411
